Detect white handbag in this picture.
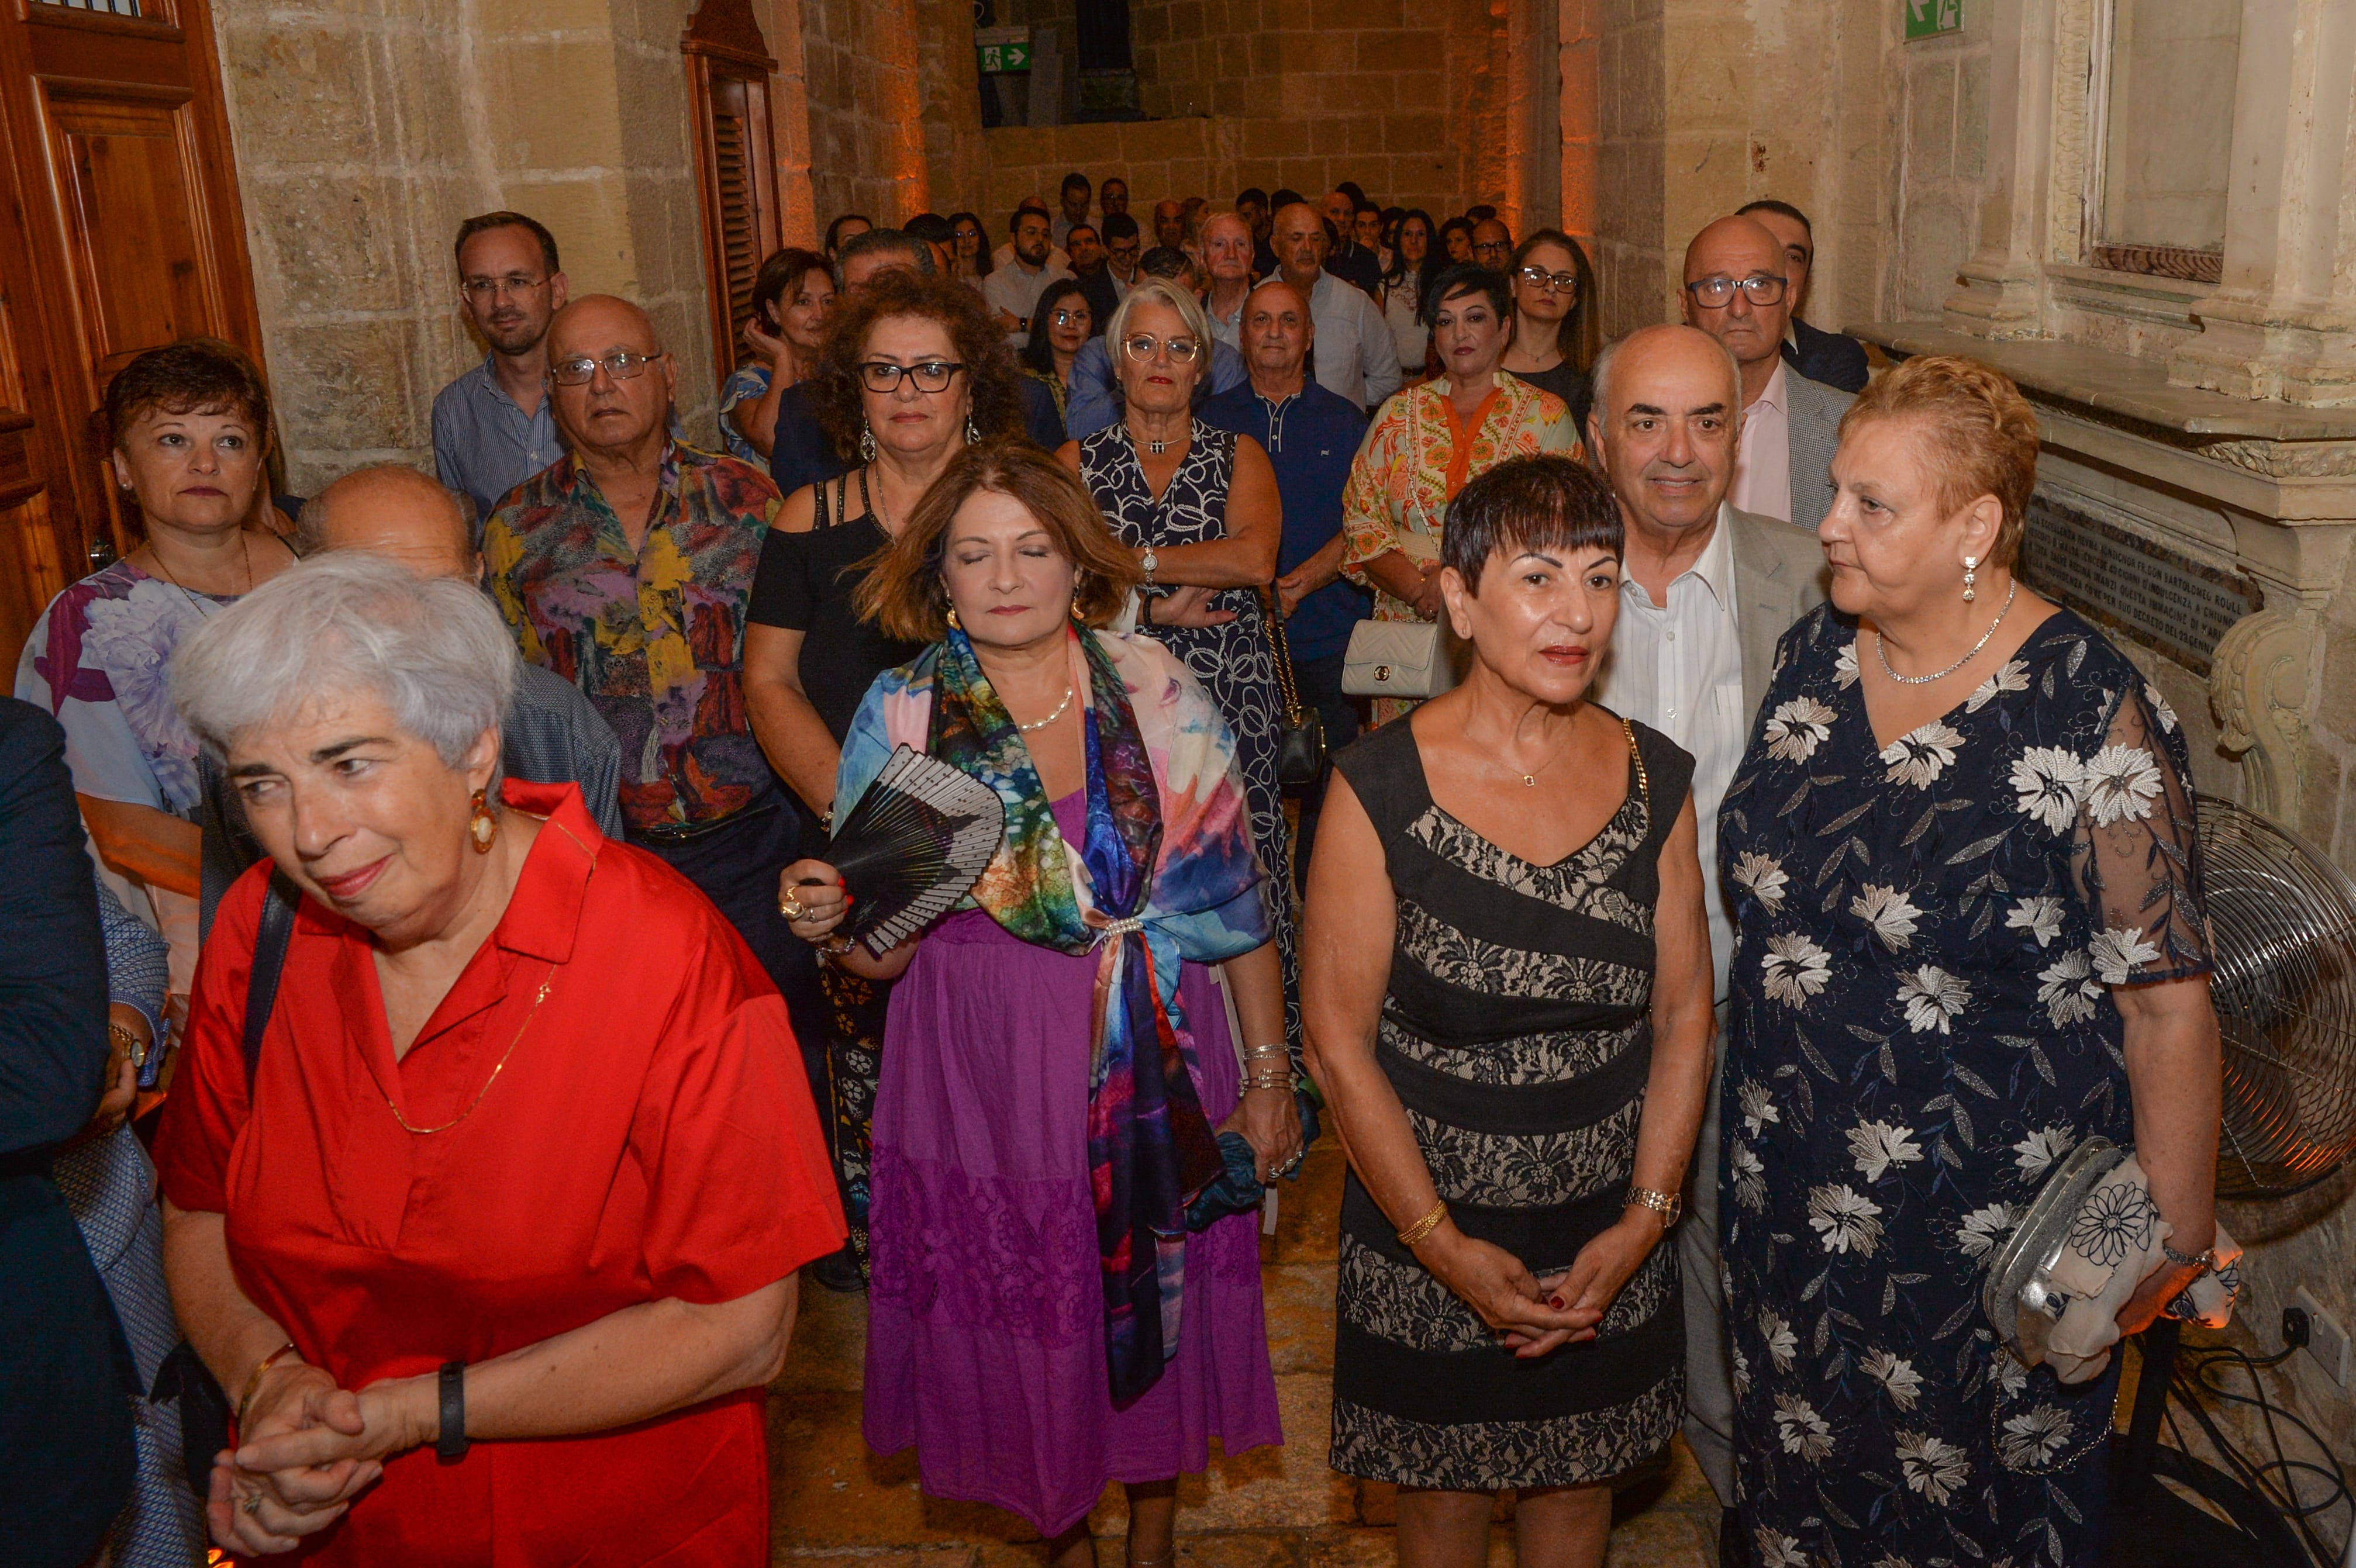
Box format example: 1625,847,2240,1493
1342,619,1457,699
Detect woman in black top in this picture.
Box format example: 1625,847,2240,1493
1301,457,1712,1568
744,269,1027,1286
1499,229,1598,433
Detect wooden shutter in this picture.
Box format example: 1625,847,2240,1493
684,2,781,384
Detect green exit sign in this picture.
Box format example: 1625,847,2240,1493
976,26,1032,72
1906,0,1962,37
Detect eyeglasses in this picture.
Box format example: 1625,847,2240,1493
1685,274,1789,309
858,360,965,393
1050,309,1089,327
1519,265,1579,294
460,274,551,302
1473,241,1511,258
550,350,665,385
1121,334,1201,364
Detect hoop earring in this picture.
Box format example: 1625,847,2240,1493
1962,555,1979,603
468,789,498,854
860,422,878,464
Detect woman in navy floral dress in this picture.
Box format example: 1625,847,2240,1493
1718,358,2222,1568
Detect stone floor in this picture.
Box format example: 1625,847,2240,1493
766,1135,1722,1568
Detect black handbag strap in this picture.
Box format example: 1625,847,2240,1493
240,872,301,1092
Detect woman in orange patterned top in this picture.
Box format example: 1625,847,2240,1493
1340,264,1582,720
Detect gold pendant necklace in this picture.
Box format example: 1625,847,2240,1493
384,964,555,1135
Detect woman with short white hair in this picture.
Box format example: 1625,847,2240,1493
156,554,843,1563
1058,277,1303,1066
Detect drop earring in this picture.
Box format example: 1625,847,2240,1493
945,606,961,630
965,415,981,445
468,789,498,854
1962,555,1979,603
861,422,878,464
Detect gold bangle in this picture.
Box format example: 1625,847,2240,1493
236,1341,300,1432
1396,1199,1448,1249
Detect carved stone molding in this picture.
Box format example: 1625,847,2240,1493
2209,607,2314,818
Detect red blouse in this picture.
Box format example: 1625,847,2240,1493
157,781,846,1565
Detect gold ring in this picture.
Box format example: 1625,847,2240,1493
779,893,807,922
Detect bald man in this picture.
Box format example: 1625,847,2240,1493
1584,323,1828,1532
302,466,625,833
1682,215,1855,533
1200,277,1372,879
481,295,830,1102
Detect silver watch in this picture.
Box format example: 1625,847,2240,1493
1140,548,1159,588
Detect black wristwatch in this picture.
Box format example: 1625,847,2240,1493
436,1360,468,1462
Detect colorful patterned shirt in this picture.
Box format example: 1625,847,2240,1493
483,443,781,833
1339,371,1581,623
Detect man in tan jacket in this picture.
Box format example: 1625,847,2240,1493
1586,323,1830,1563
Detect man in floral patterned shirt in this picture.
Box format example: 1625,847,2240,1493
484,295,824,1056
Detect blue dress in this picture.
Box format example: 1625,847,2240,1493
1717,607,2209,1568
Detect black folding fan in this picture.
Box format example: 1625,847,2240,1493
813,745,1005,957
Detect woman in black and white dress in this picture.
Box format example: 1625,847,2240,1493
1302,455,1714,1568
1057,277,1296,1057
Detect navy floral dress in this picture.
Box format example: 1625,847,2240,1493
1717,606,2209,1568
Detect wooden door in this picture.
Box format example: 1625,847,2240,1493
684,0,781,384
0,0,261,674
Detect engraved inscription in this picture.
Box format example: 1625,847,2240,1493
2017,498,2262,677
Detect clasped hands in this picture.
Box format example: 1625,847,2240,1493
1418,1210,1664,1359
209,1358,437,1556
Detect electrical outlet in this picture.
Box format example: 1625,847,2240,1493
2292,1287,2350,1389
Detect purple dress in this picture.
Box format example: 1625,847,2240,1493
863,792,1284,1535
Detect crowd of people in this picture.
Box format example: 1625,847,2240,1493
3,165,2225,1568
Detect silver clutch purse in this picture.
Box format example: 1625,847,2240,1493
1979,1135,2130,1365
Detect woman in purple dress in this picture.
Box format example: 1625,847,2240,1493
780,442,1297,1566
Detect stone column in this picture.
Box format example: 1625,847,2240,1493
1937,0,2058,337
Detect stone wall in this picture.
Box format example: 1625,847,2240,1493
208,0,845,492
798,0,928,224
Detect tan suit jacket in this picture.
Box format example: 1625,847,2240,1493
1725,503,1832,725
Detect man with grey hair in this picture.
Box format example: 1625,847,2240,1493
1585,323,1829,1553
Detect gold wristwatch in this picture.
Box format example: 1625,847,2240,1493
1626,1186,1683,1229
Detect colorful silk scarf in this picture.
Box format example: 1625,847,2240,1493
927,625,1226,1405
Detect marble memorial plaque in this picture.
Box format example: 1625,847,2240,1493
2017,498,2261,677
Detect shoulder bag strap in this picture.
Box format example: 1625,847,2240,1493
1260,588,1306,725
240,871,301,1092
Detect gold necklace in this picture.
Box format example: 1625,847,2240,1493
385,964,554,1135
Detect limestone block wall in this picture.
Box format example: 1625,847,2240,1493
799,0,928,224
209,0,798,491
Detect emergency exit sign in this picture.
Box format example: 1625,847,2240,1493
1906,0,1962,37
976,26,1032,72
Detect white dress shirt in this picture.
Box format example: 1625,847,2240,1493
1307,270,1404,412
981,256,1074,348
1731,358,1792,524
1589,506,1747,997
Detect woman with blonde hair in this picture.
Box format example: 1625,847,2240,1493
1720,355,2219,1567
781,441,1293,1567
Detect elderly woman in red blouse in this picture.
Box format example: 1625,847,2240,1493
154,552,844,1563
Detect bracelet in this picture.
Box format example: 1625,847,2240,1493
1244,1070,1292,1092
108,1018,149,1072
2162,1240,2217,1273
436,1360,469,1462
1396,1198,1448,1248
1241,1043,1287,1062
235,1341,300,1432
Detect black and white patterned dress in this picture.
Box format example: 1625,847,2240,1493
1079,419,1298,1055
1326,714,1692,1490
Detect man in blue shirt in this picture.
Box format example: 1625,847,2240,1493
431,212,570,527
1200,278,1371,884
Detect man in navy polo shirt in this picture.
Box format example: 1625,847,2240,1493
1201,277,1371,887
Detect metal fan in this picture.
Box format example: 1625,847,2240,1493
2108,795,2356,1568
2197,796,2356,1197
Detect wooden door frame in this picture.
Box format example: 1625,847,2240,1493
0,0,263,575
684,0,781,389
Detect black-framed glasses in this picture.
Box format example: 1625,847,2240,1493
858,360,965,393
1473,240,1511,258
550,350,665,385
1519,265,1579,294
1685,274,1788,309
1121,333,1201,364
460,273,551,302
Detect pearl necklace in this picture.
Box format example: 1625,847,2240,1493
1875,581,2018,686
1019,684,1076,732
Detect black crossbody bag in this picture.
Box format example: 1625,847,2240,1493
151,872,302,1492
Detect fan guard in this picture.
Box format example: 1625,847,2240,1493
2197,795,2356,1199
